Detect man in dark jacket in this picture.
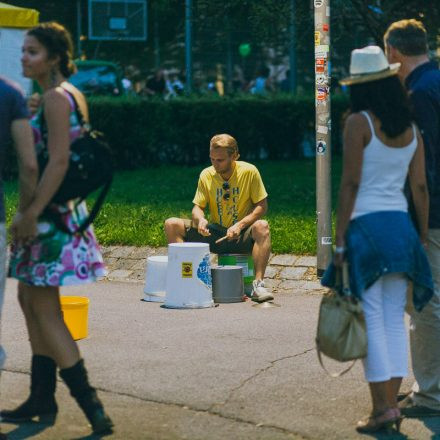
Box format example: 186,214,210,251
385,19,440,417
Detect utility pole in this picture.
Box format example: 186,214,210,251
289,0,296,93
185,0,193,94
314,0,332,276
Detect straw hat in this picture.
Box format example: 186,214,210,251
339,45,400,86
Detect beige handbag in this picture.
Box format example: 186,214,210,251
316,261,367,376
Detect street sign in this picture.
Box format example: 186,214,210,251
88,0,147,41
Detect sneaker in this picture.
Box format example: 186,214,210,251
399,395,440,418
251,279,274,302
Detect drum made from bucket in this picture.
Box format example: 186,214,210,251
60,296,89,340
164,243,214,309
143,255,168,302
212,265,244,303
218,254,254,296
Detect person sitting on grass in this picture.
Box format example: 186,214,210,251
164,133,273,302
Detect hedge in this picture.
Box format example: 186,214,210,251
4,94,349,177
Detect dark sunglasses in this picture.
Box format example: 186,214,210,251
222,182,230,201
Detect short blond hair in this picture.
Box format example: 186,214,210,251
210,134,239,157
384,19,428,56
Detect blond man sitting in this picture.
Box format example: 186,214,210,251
164,133,273,302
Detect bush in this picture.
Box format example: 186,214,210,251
4,94,349,177
91,94,349,168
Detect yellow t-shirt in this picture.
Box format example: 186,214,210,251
192,161,268,228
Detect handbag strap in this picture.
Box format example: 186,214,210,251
39,86,88,145
316,348,358,378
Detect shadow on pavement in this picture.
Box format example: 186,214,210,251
72,432,113,440
4,421,51,439
421,417,440,437
359,430,408,439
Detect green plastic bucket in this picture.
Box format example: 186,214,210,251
218,254,254,295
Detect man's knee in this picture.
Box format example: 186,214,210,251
164,217,186,242
252,220,270,241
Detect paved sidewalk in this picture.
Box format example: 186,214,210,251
2,277,439,440
101,246,324,293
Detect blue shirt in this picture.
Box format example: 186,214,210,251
0,77,28,222
406,62,440,228
322,211,433,312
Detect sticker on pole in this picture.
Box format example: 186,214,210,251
315,58,326,73
316,74,327,85
321,236,332,245
316,86,328,101
316,141,326,155
314,0,324,7
314,31,320,46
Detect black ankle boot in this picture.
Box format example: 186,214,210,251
0,355,58,424
60,359,113,434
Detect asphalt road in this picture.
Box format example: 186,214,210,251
1,278,439,439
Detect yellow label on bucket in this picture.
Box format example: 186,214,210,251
182,262,193,278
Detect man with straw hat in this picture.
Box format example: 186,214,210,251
164,133,273,303
384,19,440,418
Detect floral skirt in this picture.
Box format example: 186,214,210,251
9,202,107,286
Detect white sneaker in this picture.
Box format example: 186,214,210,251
251,279,274,302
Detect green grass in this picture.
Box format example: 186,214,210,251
4,159,342,254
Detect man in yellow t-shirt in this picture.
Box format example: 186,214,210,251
164,133,273,302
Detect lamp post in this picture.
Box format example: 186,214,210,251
314,0,332,276
185,0,192,94
289,0,297,93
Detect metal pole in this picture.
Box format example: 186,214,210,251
315,0,332,276
289,0,296,93
226,17,233,94
154,6,160,69
185,0,193,94
76,0,82,58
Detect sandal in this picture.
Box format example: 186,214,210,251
356,407,402,433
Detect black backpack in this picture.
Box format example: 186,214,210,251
38,88,113,234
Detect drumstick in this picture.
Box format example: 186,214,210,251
215,235,228,244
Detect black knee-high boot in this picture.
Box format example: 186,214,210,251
59,359,113,434
0,354,58,424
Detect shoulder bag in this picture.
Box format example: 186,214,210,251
316,261,367,377
38,88,113,234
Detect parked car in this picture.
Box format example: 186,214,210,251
69,60,125,96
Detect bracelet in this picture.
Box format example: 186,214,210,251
334,246,346,254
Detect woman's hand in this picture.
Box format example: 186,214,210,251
9,211,38,244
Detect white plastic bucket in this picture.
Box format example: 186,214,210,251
164,243,214,309
143,256,168,302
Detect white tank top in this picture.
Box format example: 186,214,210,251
351,111,417,219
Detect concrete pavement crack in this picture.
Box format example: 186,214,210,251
2,367,310,439
208,348,315,413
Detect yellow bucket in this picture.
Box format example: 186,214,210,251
60,296,89,340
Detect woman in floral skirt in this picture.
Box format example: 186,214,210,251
1,22,113,434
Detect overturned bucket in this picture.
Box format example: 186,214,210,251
164,243,214,309
143,255,168,302
212,265,244,303
60,296,89,340
218,254,254,296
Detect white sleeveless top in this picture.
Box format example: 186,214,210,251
351,111,417,219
